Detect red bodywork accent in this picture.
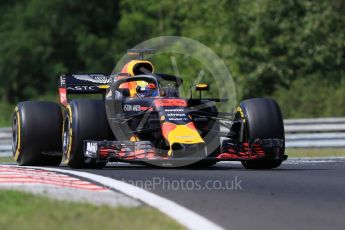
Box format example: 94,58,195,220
59,88,68,106
99,146,157,161
186,122,197,130
161,122,177,140
140,106,153,111
99,148,114,159
154,99,187,107
98,141,266,162
217,142,266,160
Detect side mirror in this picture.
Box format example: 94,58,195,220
195,83,209,91
190,83,209,100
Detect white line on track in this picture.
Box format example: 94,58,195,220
288,156,345,161
219,156,345,166
285,157,345,164
26,166,224,230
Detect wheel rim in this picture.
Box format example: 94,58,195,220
12,115,18,156
62,116,71,159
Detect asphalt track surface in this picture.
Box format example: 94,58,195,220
66,159,345,230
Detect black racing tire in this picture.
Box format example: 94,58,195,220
238,98,285,169
12,101,63,166
63,100,113,169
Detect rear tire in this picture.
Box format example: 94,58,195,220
12,101,63,166
238,98,285,169
63,100,113,169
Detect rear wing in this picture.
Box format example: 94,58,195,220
59,74,110,106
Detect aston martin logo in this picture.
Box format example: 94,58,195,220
73,74,109,84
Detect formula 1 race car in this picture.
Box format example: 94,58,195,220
12,50,287,169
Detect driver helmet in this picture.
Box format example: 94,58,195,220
136,83,158,97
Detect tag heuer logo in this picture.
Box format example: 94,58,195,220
124,104,141,111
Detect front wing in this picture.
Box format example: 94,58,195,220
83,138,286,165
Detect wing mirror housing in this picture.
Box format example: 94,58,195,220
195,83,209,91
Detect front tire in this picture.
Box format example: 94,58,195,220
63,100,113,169
238,98,285,169
12,101,63,166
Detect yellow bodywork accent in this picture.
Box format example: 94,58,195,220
126,60,154,76
166,124,204,156
14,108,21,162
97,85,110,89
130,135,140,142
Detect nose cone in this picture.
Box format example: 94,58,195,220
161,122,205,156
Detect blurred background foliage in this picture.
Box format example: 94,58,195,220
0,0,344,123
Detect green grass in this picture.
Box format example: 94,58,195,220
286,148,345,157
0,190,184,230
